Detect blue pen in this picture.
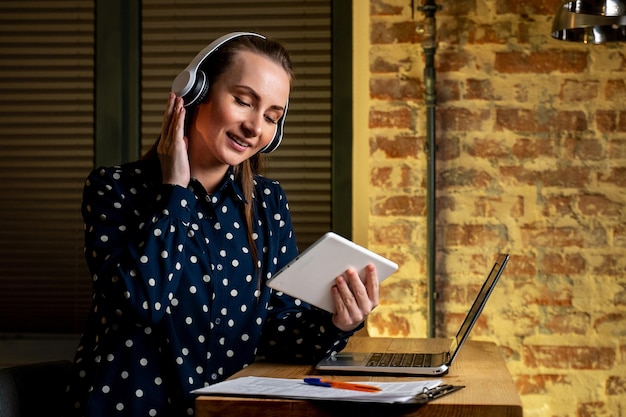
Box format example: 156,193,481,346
303,378,381,392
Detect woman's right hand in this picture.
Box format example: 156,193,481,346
158,92,190,187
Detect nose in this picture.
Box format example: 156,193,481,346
242,111,263,138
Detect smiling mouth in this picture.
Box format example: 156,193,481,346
227,133,250,148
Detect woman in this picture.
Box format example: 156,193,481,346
65,33,379,417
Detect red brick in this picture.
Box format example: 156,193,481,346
522,282,573,306
370,77,422,101
371,135,421,159
436,135,461,161
578,194,621,216
371,55,411,73
437,0,474,15
437,79,461,103
515,374,570,395
467,137,510,158
523,345,615,369
368,312,410,337
444,224,507,247
507,254,536,277
544,166,592,187
438,108,490,131
379,278,423,306
535,252,586,275
521,227,586,249
465,78,496,100
544,311,590,335
494,51,588,74
606,79,626,102
560,79,599,102
555,110,588,131
398,164,423,188
371,222,415,245
467,22,512,44
542,194,574,216
596,110,617,133
606,376,626,395
599,167,626,187
563,138,605,161
512,138,556,159
370,0,404,16
438,167,493,189
369,107,411,129
435,51,471,72
370,21,421,44
609,139,626,159
619,111,626,131
500,166,591,188
578,402,610,417
371,167,393,187
372,195,427,216
593,254,626,276
496,109,547,132
495,0,562,15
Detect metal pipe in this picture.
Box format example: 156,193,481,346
417,0,440,338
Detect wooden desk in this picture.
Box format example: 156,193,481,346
195,337,523,417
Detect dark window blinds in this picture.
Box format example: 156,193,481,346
0,1,95,332
0,0,333,332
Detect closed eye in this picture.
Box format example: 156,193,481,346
234,96,250,107
264,115,279,125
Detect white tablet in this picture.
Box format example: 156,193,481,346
266,232,398,313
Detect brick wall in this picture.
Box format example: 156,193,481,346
361,0,626,415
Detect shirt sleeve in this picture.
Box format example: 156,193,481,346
82,166,196,325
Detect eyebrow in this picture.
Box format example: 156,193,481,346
235,85,286,112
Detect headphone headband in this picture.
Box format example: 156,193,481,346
171,32,288,154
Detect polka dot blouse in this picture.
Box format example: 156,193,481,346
65,157,354,417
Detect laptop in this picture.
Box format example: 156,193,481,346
315,253,510,376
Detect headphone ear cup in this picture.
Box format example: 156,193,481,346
181,70,209,107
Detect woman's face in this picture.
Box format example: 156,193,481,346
188,50,291,168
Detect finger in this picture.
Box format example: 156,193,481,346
161,98,186,154
160,92,176,132
342,268,372,311
159,93,177,154
364,264,379,308
334,273,369,321
331,283,362,332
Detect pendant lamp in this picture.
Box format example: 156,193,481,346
551,0,626,43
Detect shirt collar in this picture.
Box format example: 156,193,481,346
189,166,247,205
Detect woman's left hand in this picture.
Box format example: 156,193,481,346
331,264,379,332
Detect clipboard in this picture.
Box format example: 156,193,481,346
266,232,398,313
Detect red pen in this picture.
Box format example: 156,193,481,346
303,378,381,392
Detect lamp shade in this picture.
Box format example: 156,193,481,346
551,0,626,43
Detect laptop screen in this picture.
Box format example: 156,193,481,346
447,254,509,362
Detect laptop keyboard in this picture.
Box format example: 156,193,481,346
366,352,435,368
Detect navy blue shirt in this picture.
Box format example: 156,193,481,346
65,157,353,416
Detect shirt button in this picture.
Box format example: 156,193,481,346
214,318,221,325
211,373,218,380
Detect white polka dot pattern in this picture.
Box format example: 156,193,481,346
65,159,353,417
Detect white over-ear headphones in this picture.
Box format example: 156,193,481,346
171,32,288,153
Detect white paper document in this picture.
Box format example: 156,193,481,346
191,376,442,404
